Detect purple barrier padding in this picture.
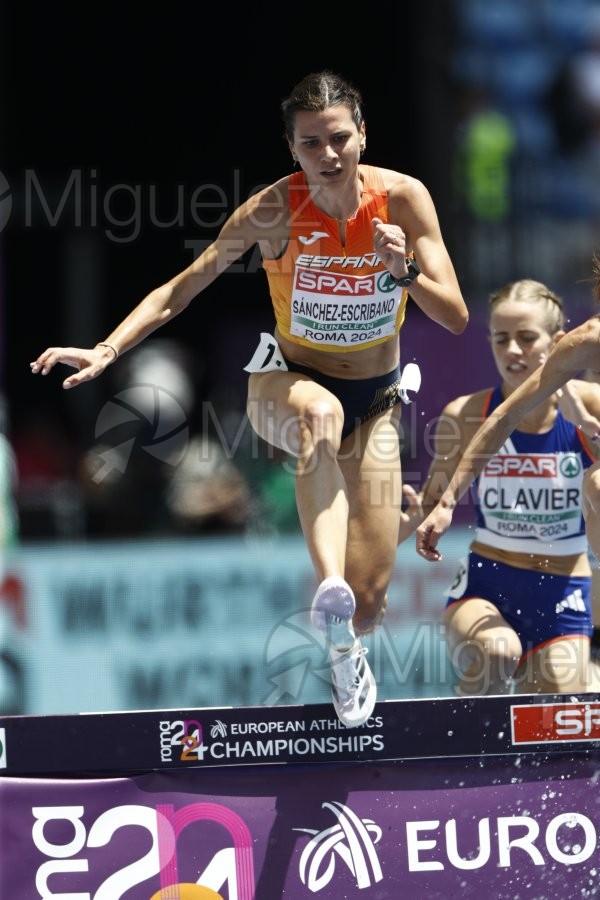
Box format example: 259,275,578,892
2,754,600,898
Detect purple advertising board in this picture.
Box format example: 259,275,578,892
2,695,600,898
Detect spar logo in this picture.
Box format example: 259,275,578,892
511,702,600,744
294,800,382,891
377,271,398,292
484,455,557,478
296,269,374,296
483,454,581,478
559,454,581,477
0,727,5,768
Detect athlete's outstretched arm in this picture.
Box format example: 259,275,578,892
415,318,600,560
397,390,486,546
30,185,282,389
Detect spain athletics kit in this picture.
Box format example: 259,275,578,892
446,385,595,655
262,166,409,353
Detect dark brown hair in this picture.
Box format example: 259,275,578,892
281,71,364,141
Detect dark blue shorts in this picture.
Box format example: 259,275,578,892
446,551,592,656
283,359,402,439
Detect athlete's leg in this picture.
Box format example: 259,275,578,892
513,636,591,694
443,599,522,696
247,370,348,580
340,406,402,635
247,370,384,728
590,568,600,687
320,409,401,726
583,461,600,558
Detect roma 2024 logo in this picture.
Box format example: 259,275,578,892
30,797,384,896
159,719,203,763
32,802,255,899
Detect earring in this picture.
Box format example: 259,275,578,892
360,141,366,156
292,155,299,168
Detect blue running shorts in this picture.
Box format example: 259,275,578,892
446,551,592,656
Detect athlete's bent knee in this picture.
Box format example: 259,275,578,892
303,399,344,445
453,634,522,693
354,591,388,635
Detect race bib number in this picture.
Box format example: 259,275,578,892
243,333,289,374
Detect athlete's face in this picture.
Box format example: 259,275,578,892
289,107,364,186
490,299,560,391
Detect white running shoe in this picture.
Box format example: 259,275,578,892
311,576,356,650
329,639,377,728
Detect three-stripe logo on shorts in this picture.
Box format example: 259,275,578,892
555,588,585,614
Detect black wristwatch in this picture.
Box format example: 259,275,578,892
393,257,421,287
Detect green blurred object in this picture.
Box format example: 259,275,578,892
456,108,516,222
260,464,299,533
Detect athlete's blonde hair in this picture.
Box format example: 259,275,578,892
489,279,565,335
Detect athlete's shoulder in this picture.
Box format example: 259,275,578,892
377,168,430,200
245,175,289,217
441,388,492,422
231,176,290,244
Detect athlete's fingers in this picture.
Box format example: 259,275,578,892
402,484,422,507
31,346,109,389
415,521,442,561
31,347,85,373
371,217,405,247
30,348,64,375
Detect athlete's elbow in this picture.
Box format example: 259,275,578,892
447,308,469,335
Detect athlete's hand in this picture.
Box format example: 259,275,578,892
397,484,424,545
30,345,116,390
415,504,454,561
556,380,600,443
372,217,408,279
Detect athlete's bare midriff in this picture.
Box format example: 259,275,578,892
470,540,592,577
274,326,400,379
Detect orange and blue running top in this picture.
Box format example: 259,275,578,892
262,165,409,353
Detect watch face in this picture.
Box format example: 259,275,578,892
402,265,418,284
